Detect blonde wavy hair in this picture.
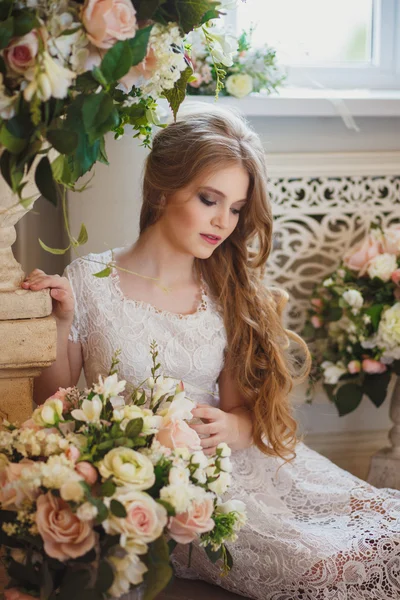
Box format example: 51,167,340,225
139,103,311,461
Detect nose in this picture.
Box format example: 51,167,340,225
211,206,230,230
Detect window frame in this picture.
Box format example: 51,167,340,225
224,0,400,90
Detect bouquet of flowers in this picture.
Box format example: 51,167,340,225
303,224,400,416
0,343,246,600
186,25,286,98
0,0,228,211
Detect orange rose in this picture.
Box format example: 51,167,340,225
168,496,214,544
36,492,96,561
82,0,137,49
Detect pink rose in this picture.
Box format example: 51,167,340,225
348,360,361,374
362,359,387,375
156,419,202,452
118,46,157,92
36,492,96,561
5,31,39,74
311,298,323,311
311,315,323,329
111,490,167,543
75,461,98,485
392,269,400,285
0,459,38,509
343,234,381,275
188,73,203,89
382,224,400,255
65,446,80,463
168,496,214,544
5,589,36,600
82,0,137,49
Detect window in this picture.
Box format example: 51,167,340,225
224,0,400,89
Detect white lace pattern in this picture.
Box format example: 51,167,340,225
64,250,400,600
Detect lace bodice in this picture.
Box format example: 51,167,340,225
63,250,227,404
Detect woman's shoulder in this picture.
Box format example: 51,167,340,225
63,249,112,280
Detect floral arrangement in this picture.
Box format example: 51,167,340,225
0,344,246,600
186,25,286,98
0,0,232,253
303,224,400,416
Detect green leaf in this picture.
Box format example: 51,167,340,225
0,149,12,189
40,560,54,600
136,0,165,21
64,96,102,180
0,16,13,49
74,71,100,93
51,154,73,185
162,66,193,120
110,499,127,518
58,568,91,600
76,223,88,245
167,539,177,554
334,383,363,416
93,266,112,278
0,0,13,21
125,417,143,438
101,478,116,497
200,7,220,24
47,128,78,154
204,543,223,564
82,92,119,144
35,155,59,205
157,499,175,516
6,113,34,139
322,383,336,403
224,545,233,570
13,11,40,36
95,559,114,593
96,439,114,451
158,0,220,33
143,536,173,600
365,304,384,331
91,66,108,87
392,360,400,375
327,306,343,322
101,40,132,82
129,25,153,66
0,123,27,154
38,239,70,255
363,370,391,408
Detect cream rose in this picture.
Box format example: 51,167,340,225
156,419,201,452
378,303,400,349
168,495,214,544
36,492,95,561
208,471,232,495
5,31,39,74
367,253,398,282
226,73,253,98
104,490,167,543
82,0,137,49
98,448,155,489
342,289,364,309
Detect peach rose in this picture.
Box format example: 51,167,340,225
82,0,137,49
0,459,38,509
348,360,361,374
36,492,96,561
343,234,381,275
392,269,400,285
311,315,323,329
382,224,400,255
65,446,80,463
4,589,36,600
156,419,201,452
75,461,98,485
118,46,157,93
311,298,323,311
5,31,39,74
361,359,387,374
168,496,214,544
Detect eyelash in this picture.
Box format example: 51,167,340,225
199,194,241,216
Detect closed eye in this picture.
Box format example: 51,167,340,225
199,194,242,216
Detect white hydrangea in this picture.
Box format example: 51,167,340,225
376,303,400,354
367,253,397,282
208,471,232,496
40,455,80,489
323,278,334,287
342,289,364,309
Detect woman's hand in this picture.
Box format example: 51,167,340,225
22,269,75,324
190,404,242,456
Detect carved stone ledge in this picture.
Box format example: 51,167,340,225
0,288,52,320
0,315,57,369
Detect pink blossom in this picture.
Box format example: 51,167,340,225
188,73,203,88
343,234,382,275
348,360,361,374
311,315,323,329
156,419,202,452
382,224,400,254
168,496,214,544
65,446,80,463
4,589,37,600
311,298,323,311
118,46,157,93
75,461,98,485
392,269,400,285
50,387,75,413
362,359,387,374
4,31,39,74
36,492,96,561
0,459,38,509
82,0,137,49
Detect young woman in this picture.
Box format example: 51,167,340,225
25,106,400,599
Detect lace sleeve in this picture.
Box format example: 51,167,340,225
62,259,84,344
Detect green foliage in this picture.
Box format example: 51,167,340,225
363,370,391,408
163,66,193,119
35,156,59,205
334,383,363,416
110,499,127,518
143,536,173,600
101,40,133,82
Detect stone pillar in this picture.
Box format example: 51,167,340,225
367,376,400,490
0,175,57,424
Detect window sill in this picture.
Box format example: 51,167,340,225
186,88,400,118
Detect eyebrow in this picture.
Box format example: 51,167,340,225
202,186,247,204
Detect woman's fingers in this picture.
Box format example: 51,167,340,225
192,405,220,421
200,434,220,450
190,422,219,436
203,446,218,456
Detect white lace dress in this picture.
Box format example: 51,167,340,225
64,250,400,600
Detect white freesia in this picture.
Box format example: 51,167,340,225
208,471,232,495
32,398,63,427
342,289,364,309
152,376,178,402
24,52,76,102
94,373,126,399
162,393,196,422
118,405,163,435
203,27,236,67
60,480,84,503
169,466,190,486
321,361,347,385
226,73,253,98
218,457,233,473
367,253,397,282
71,396,102,423
192,468,207,484
77,502,98,521
217,442,231,458
108,553,148,597
191,450,209,469
98,448,155,489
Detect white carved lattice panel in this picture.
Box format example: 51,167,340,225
262,175,400,333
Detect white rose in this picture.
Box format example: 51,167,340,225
77,502,98,521
216,443,231,458
71,396,103,424
208,471,232,496
191,451,209,469
217,499,246,515
367,253,397,282
160,483,194,513
98,448,155,489
218,457,233,473
321,361,347,385
342,289,364,309
226,73,253,98
60,480,84,503
108,554,148,597
192,468,207,484
169,467,189,486
377,303,400,349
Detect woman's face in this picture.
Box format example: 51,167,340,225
158,164,250,259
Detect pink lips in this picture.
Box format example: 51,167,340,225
200,234,220,245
